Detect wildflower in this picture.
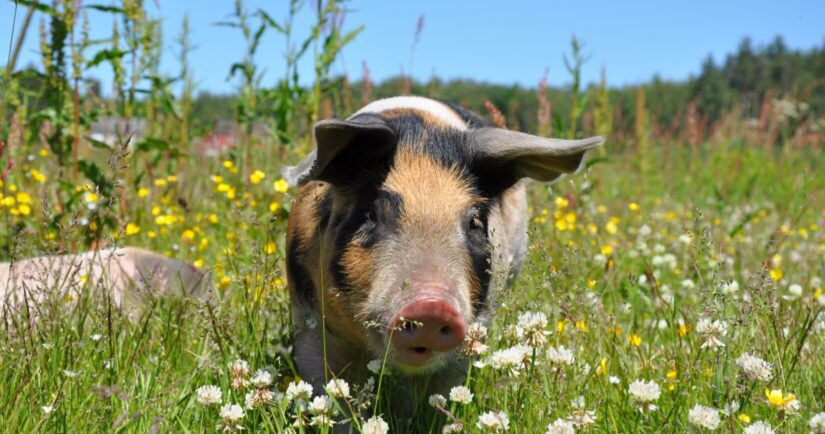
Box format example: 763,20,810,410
449,386,473,404
325,378,351,399
769,268,783,281
489,345,531,376
569,396,596,428
218,403,245,431
367,359,384,374
30,168,47,183
743,421,774,434
41,405,54,414
442,422,463,433
250,369,273,388
219,276,232,290
608,376,620,384
695,318,728,351
764,389,799,412
273,179,289,193
308,395,334,417
517,311,549,347
362,415,389,434
228,359,250,389
809,412,825,434
555,197,569,209
249,170,266,185
545,419,575,434
63,370,80,378
477,411,509,431
90,334,103,342
196,385,223,406
138,187,149,198
735,353,773,382
784,283,802,300
628,333,642,347
687,404,721,430
286,380,313,409
738,413,751,424
428,394,447,408
628,379,660,404
244,389,275,409
125,223,140,236
546,345,575,366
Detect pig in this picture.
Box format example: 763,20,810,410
1,247,210,319
284,96,602,397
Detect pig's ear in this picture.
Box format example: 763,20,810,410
283,114,397,186
471,128,603,186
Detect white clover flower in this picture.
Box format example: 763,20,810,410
219,403,245,422
196,385,223,406
90,334,103,342
367,359,384,374
628,379,660,404
608,376,620,384
546,345,575,366
442,422,463,433
696,318,728,351
489,345,531,376
721,280,739,294
250,369,273,388
516,311,549,347
687,404,721,430
464,322,489,356
810,412,825,434
743,421,774,434
569,396,596,427
41,405,54,414
244,388,274,409
308,395,334,416
735,353,773,382
545,418,575,434
310,414,335,428
63,370,80,378
286,380,313,409
228,359,250,378
428,394,447,408
324,378,351,399
678,234,692,244
477,411,509,431
449,386,473,405
681,279,695,289
362,415,389,434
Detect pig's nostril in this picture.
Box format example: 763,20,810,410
439,325,452,335
413,347,427,354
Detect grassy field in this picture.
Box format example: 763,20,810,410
1,1,824,432
1,139,823,433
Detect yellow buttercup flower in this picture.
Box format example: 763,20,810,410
273,178,289,193
30,169,47,183
628,333,642,346
738,414,750,424
628,202,640,211
250,170,266,185
765,389,796,410
125,223,141,235
769,268,783,281
265,241,277,255
555,197,569,209
138,187,149,198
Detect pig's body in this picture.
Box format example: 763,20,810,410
285,96,601,400
1,247,209,317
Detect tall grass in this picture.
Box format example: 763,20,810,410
1,3,823,433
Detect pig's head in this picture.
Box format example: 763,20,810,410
285,97,602,373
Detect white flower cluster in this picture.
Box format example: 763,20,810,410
735,353,773,382
687,404,721,430
628,379,660,404
477,411,509,431
696,318,728,351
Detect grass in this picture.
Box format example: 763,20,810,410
1,140,822,433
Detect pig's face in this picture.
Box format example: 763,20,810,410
285,97,602,373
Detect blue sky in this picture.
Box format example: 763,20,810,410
2,0,824,95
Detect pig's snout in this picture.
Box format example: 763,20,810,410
389,299,466,366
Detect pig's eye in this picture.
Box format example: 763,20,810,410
362,209,377,227
466,207,487,234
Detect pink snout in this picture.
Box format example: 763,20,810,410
389,299,466,366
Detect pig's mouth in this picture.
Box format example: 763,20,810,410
365,291,469,373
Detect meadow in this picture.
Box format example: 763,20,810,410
1,1,824,433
